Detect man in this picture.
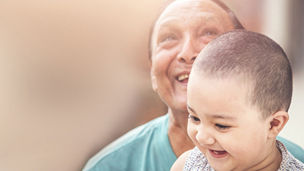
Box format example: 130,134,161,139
83,0,304,170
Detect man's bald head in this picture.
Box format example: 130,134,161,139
148,0,244,59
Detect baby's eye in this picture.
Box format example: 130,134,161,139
188,114,200,122
215,123,231,130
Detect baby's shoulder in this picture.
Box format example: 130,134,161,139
183,147,214,171
278,141,304,171
279,153,304,171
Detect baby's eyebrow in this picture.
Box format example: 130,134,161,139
209,114,236,120
187,105,236,120
187,105,197,114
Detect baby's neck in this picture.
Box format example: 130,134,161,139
248,141,282,171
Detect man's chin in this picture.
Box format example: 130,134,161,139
169,101,188,114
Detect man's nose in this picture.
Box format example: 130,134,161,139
195,126,215,146
177,36,199,64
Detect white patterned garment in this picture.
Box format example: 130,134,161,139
183,140,304,171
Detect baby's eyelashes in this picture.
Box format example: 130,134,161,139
215,123,231,131
188,114,200,123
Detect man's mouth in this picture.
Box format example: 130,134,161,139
176,73,189,83
209,149,228,158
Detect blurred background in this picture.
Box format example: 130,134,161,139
0,0,303,170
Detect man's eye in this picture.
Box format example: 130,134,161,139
200,29,218,37
215,123,230,130
205,31,217,36
188,114,200,122
160,35,177,43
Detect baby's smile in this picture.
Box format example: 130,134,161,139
209,149,228,158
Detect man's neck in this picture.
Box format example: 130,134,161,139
167,108,194,157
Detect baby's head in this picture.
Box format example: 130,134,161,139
187,30,292,170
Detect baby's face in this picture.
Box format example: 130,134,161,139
187,73,273,171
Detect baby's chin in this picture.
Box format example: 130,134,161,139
208,160,233,171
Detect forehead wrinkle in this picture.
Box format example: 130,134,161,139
157,12,217,29
154,13,220,44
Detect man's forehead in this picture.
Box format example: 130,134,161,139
160,0,225,19
157,12,216,28
154,0,229,30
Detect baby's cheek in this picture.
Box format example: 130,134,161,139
225,134,259,160
220,134,248,155
187,122,196,142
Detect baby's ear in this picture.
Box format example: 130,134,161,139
267,111,289,138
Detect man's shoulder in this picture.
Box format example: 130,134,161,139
97,114,168,157
83,114,169,171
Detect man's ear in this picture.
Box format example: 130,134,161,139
150,70,158,93
267,111,289,139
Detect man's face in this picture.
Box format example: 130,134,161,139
187,74,272,171
150,0,235,113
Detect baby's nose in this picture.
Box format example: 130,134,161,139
195,128,215,146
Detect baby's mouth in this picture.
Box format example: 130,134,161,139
209,149,228,158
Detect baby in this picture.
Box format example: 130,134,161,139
171,30,304,171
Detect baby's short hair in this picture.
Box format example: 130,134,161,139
193,30,292,118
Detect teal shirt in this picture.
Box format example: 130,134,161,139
83,114,176,171
83,114,304,171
